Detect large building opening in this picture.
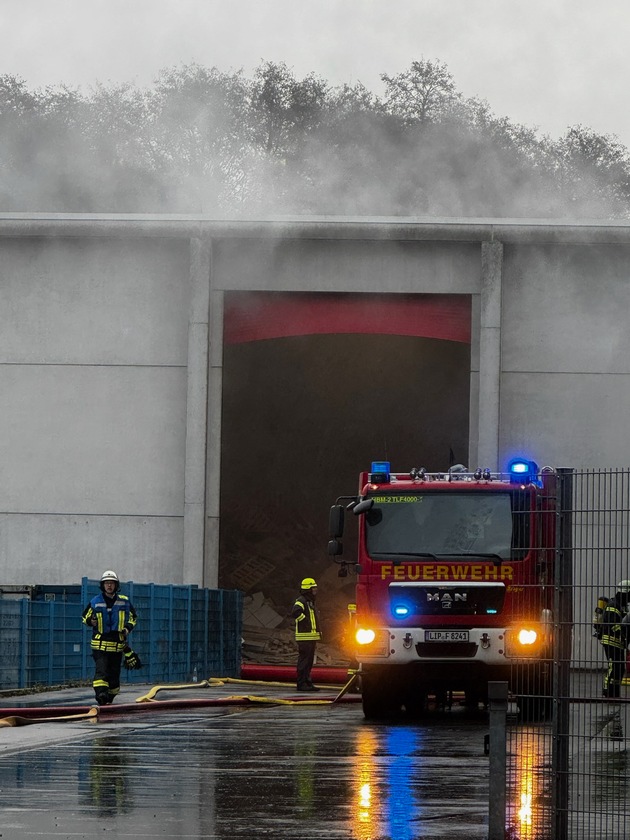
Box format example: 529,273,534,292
219,292,471,665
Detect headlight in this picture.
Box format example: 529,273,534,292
518,628,538,646
355,628,390,657
356,628,376,645
505,625,545,658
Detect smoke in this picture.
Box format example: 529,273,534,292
0,61,628,219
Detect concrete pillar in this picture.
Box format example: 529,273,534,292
476,241,503,471
183,238,211,586
204,286,224,589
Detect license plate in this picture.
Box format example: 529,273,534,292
424,630,469,642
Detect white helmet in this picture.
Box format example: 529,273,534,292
616,580,630,594
100,570,120,592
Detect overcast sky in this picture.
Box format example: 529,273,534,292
3,0,630,145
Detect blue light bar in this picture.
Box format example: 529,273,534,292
507,457,539,484
370,460,390,482
393,604,410,618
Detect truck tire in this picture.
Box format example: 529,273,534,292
361,671,402,719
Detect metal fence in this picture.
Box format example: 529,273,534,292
503,469,630,840
0,578,243,690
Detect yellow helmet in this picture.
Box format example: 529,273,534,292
301,577,317,590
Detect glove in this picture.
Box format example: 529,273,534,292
123,645,143,670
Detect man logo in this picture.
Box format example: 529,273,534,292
427,592,467,609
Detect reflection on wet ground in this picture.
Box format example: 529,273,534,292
0,685,490,840
1,675,629,839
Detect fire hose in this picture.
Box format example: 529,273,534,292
0,667,360,726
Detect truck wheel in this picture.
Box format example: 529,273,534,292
361,673,401,719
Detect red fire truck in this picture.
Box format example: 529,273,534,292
328,458,557,719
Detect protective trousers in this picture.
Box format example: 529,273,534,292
296,640,317,689
92,650,123,705
602,643,626,698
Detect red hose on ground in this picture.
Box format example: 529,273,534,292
0,692,360,720
0,665,356,720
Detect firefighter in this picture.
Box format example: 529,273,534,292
291,577,322,692
600,579,630,698
82,571,138,706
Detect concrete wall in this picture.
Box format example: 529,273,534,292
500,242,630,468
0,233,190,584
2,215,630,590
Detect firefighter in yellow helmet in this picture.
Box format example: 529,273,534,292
291,578,322,691
601,579,630,698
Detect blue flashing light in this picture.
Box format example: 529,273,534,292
370,460,391,483
486,609,498,614
392,603,411,619
507,457,539,485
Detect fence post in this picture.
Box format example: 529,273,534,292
48,600,55,686
204,588,209,677
168,585,174,683
219,589,224,674
552,468,573,840
19,598,29,689
187,587,193,679
488,680,508,840
81,578,88,681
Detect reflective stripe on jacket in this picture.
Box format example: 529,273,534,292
292,596,321,642
82,593,137,652
601,603,626,650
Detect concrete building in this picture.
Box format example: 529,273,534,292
1,214,630,595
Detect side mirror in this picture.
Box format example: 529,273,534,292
352,498,374,515
329,505,345,539
327,539,343,557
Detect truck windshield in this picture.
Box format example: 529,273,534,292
364,491,530,561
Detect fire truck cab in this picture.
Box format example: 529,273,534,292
328,458,557,720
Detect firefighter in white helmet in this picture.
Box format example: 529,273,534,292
82,571,138,705
291,577,322,691
600,579,630,698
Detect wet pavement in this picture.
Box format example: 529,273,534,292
0,674,629,840
0,679,491,840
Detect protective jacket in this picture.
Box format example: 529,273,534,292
601,601,628,650
292,595,321,641
82,592,137,652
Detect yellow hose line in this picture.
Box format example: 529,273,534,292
226,695,332,706
0,707,99,727
135,676,344,702
135,677,351,706
135,680,214,702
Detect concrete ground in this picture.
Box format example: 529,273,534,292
0,672,628,840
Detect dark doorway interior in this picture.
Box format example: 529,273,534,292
219,330,471,666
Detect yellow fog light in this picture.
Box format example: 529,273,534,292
354,628,390,657
518,628,538,646
505,625,544,658
356,628,376,645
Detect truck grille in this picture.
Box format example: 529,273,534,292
415,642,478,658
389,582,505,616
